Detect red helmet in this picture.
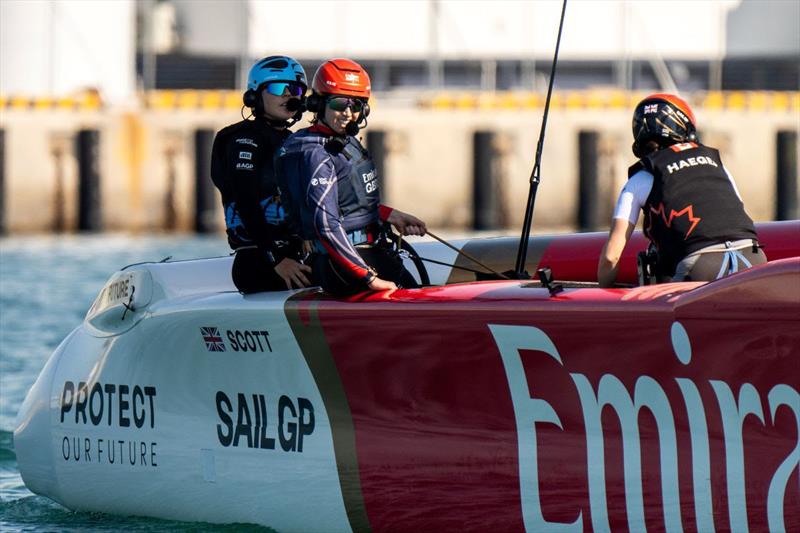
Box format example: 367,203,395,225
311,58,371,99
632,93,697,157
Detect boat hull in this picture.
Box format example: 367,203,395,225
13,222,800,531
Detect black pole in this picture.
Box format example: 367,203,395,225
578,130,600,231
194,129,216,233
76,129,102,232
775,130,798,220
514,0,568,276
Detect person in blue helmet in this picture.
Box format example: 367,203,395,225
211,55,313,293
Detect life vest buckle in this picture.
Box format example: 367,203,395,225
637,245,659,286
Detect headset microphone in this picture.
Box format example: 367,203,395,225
285,98,304,113
345,121,360,136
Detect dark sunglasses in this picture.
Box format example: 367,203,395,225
326,96,366,113
263,82,305,97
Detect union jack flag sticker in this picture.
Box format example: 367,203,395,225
201,327,226,352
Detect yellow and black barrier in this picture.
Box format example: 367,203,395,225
1,90,798,112
143,90,243,110
422,90,800,112
0,93,103,111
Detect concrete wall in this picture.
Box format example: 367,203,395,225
1,94,798,234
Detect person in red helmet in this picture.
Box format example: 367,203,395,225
597,93,766,287
275,58,426,295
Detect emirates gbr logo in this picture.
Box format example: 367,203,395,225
490,323,798,532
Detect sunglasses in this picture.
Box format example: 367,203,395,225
263,82,305,97
326,96,366,113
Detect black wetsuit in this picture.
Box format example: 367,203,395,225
211,117,300,293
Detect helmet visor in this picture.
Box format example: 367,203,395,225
263,82,305,97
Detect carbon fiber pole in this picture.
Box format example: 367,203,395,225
514,0,568,276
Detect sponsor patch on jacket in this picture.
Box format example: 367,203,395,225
666,156,719,174
236,138,258,147
239,151,252,160
236,162,254,170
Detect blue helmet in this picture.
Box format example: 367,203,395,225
246,55,307,92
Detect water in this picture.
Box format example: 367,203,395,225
0,234,275,532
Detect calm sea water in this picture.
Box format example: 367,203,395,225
0,234,275,532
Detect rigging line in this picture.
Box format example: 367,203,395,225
299,191,508,279
425,230,510,280
410,254,502,277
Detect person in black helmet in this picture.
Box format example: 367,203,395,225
598,93,766,287
211,55,313,293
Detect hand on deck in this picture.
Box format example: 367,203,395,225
275,258,313,289
367,277,397,291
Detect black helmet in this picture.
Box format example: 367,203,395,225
632,93,697,157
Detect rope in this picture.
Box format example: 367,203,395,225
425,230,511,280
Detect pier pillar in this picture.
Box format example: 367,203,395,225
578,130,600,231
0,129,5,235
193,129,217,233
472,131,505,230
776,130,798,220
366,130,388,188
76,129,102,232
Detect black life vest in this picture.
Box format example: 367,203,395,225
276,130,381,241
335,136,381,232
637,142,757,276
